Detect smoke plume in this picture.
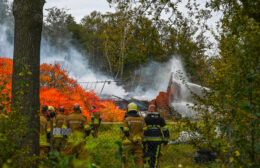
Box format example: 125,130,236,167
0,22,197,102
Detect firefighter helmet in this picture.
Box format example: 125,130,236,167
59,106,65,113
48,106,55,112
148,104,156,112
127,102,138,112
73,103,80,111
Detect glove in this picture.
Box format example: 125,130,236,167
85,130,91,136
90,125,95,130
163,141,168,146
136,140,141,145
123,131,130,137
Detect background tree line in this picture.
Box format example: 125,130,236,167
1,0,211,89
42,6,211,90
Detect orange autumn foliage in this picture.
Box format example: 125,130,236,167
99,100,125,121
0,58,125,121
0,58,12,111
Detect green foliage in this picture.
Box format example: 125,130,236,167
109,0,259,167
40,152,75,168
43,7,77,51
181,0,260,167
82,124,219,168
107,0,212,85
40,151,100,168
0,95,38,167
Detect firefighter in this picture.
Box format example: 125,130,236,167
53,106,66,152
40,105,51,157
90,106,101,138
62,103,91,159
143,104,170,168
122,102,145,168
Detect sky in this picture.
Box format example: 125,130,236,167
8,0,221,55
44,0,114,22
8,0,221,28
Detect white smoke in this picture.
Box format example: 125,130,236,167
40,38,127,97
132,57,188,100
0,23,127,97
0,24,13,58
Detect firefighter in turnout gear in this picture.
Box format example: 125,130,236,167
122,102,146,168
62,103,90,159
40,105,51,157
90,106,101,138
53,106,66,152
143,104,170,168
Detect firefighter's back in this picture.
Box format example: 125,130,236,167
65,113,86,132
122,103,145,168
124,116,145,141
55,113,65,128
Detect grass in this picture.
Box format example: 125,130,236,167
84,124,219,168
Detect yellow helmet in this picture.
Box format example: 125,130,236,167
48,106,55,112
127,102,138,112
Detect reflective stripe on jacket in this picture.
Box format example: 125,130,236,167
143,112,170,142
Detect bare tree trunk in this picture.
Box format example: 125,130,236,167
12,0,45,167
104,32,113,76
120,22,127,78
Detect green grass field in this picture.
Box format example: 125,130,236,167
84,124,219,168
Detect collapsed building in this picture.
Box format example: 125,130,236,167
151,73,182,119
98,71,207,120
99,73,182,120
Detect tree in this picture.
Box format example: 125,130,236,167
12,0,45,166
203,1,260,166
43,7,76,51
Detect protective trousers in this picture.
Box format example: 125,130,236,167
143,142,162,168
64,141,87,159
53,137,65,153
92,125,99,138
40,146,49,158
122,143,143,168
